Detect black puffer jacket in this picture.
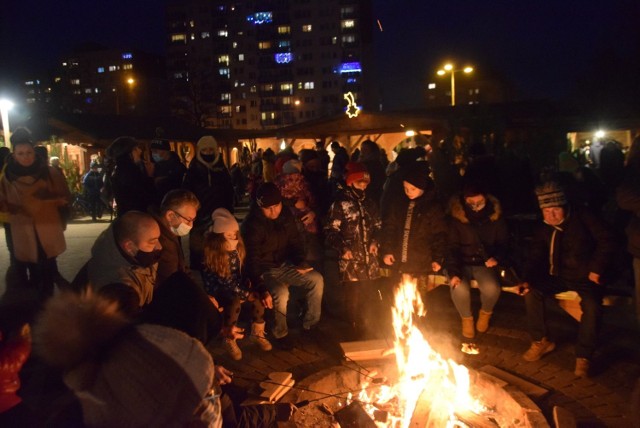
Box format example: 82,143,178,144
183,157,234,226
241,205,306,287
111,159,156,215
523,207,615,284
446,194,509,278
380,190,448,275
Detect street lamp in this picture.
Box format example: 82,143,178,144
437,63,474,106
114,77,136,115
0,98,14,147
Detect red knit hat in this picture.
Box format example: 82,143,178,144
345,162,370,186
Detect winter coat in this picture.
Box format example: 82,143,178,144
153,152,187,203
522,207,615,285
110,159,156,215
446,194,509,278
149,207,187,287
87,223,157,308
183,157,234,227
202,250,253,300
380,190,448,275
616,166,640,258
82,170,103,197
325,186,381,282
0,158,70,262
241,205,306,288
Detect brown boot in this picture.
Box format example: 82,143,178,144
462,316,475,339
476,310,493,333
522,337,555,361
223,338,242,360
574,358,590,377
250,322,272,351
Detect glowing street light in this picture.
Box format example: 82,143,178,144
0,98,14,147
436,63,474,106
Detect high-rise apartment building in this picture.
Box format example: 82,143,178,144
166,0,374,129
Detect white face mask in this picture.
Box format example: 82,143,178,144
171,221,193,237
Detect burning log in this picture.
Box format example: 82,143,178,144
334,401,377,428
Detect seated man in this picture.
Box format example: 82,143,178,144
87,211,161,314
520,181,615,377
241,183,324,349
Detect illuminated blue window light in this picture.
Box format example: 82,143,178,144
97,67,105,73
247,12,272,24
346,78,357,83
339,62,361,73
122,53,133,59
275,53,292,64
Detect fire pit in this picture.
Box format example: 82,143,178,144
287,276,549,427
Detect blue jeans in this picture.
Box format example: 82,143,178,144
450,265,502,318
263,264,324,338
524,275,603,359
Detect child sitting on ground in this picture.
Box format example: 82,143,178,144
202,208,273,360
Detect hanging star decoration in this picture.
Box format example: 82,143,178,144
344,92,360,118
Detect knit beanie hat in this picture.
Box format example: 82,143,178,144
211,208,239,233
345,162,370,186
403,161,431,190
256,182,282,207
150,138,171,151
282,159,302,175
33,291,215,428
536,181,567,208
10,128,34,148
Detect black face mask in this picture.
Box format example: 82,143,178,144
201,154,216,163
134,249,162,267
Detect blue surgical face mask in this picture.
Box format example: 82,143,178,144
152,153,163,163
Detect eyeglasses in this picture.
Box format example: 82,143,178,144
172,210,196,224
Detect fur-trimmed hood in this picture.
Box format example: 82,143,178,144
449,194,502,224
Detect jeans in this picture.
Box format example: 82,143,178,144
524,275,603,359
450,265,502,318
263,264,324,338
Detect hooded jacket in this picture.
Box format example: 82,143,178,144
183,155,233,227
446,194,509,278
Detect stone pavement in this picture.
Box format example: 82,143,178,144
2,218,639,427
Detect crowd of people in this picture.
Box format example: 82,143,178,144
1,127,639,426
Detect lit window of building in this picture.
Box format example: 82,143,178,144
221,93,231,101
85,88,92,94
238,53,244,61
282,96,292,105
428,83,436,90
304,81,314,90
280,83,293,92
247,12,273,24
339,62,361,73
219,68,230,77
302,24,312,32
191,33,195,40
220,106,232,114
218,55,230,65
123,64,133,70
171,34,187,42
108,65,117,71
201,32,210,38
278,26,291,34
218,30,228,37
258,41,272,49
189,20,195,28
122,52,133,59
97,67,105,73
341,20,355,29
275,53,292,64
278,40,291,48
342,35,356,44
262,84,274,91
332,36,338,45
71,79,80,85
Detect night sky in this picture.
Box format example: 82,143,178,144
1,0,638,110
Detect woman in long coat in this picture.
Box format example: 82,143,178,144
0,128,70,296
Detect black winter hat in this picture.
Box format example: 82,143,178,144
150,138,171,151
10,127,34,148
403,161,431,190
256,182,282,208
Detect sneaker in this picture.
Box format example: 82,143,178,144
223,338,242,360
522,337,555,361
274,335,295,351
574,358,590,377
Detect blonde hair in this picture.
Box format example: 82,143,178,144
202,231,245,278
